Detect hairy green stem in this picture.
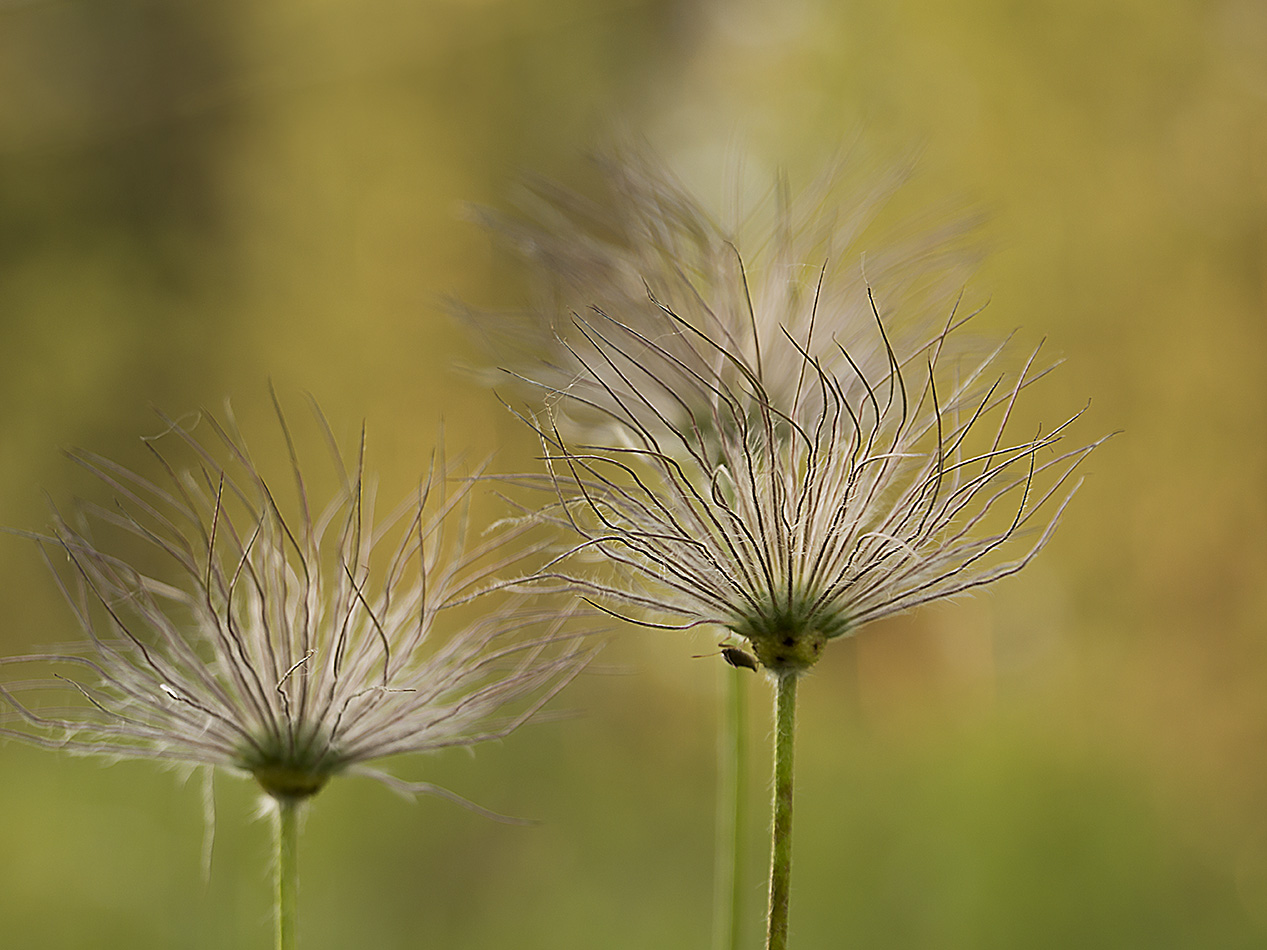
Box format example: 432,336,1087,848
276,797,300,950
766,673,798,950
713,665,750,950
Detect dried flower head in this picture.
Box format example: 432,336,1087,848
463,145,978,438
499,156,1109,677
461,145,980,440
530,302,1105,676
0,400,589,811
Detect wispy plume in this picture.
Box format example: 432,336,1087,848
0,398,589,811
473,146,1109,950
460,143,981,441
483,149,1104,672
525,294,1105,673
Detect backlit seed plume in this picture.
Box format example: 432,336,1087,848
497,156,1108,676
459,144,980,439
0,400,589,811
526,301,1107,675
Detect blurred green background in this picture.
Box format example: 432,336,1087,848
1,0,1264,946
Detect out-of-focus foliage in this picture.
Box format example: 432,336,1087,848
0,0,1263,946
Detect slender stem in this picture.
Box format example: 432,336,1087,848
275,797,300,950
732,668,750,949
713,665,750,950
766,673,798,950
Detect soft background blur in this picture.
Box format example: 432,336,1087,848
1,0,1264,946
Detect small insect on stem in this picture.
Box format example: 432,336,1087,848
693,643,760,672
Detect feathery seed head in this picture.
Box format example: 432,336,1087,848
527,298,1106,678
461,145,981,442
496,153,1109,677
0,400,589,808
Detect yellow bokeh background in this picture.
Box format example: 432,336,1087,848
1,0,1265,946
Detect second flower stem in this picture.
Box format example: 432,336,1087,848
276,797,300,950
766,672,798,950
714,663,750,950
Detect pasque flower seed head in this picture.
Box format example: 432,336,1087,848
497,154,1109,676
1,398,589,809
462,145,981,444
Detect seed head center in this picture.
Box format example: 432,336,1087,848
240,724,342,801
